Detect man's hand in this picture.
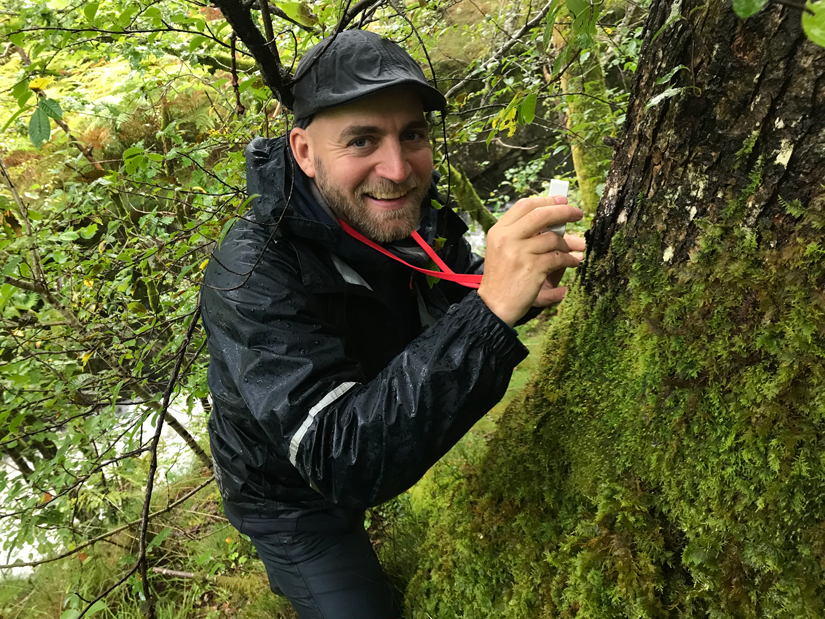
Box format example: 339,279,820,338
478,196,584,327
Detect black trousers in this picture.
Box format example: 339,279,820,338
248,526,403,619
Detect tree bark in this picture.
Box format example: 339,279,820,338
407,2,825,617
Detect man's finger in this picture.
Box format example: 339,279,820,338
563,234,586,252
510,205,583,239
539,250,581,275
534,286,567,306
526,229,570,254
497,195,568,226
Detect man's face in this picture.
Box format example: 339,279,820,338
289,88,434,243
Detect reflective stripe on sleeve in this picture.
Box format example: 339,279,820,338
288,382,359,466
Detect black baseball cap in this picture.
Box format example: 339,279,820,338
291,30,447,123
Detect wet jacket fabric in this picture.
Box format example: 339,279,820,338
201,136,529,529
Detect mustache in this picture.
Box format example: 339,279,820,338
356,177,421,196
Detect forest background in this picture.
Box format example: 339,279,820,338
1,0,824,617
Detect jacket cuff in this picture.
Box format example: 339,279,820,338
461,291,529,365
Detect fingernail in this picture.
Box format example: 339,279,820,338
553,196,567,205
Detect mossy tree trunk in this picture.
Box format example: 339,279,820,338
448,163,498,233
408,3,825,618
552,8,614,215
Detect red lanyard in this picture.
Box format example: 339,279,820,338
337,219,483,289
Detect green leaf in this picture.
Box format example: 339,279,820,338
79,223,98,239
8,32,25,47
147,527,172,550
122,146,144,159
0,284,15,312
28,107,50,149
645,87,686,110
2,106,32,133
430,198,443,211
86,600,107,617
127,302,147,314
521,93,537,125
2,256,22,276
803,1,825,47
732,0,768,18
541,4,562,52
189,35,210,52
58,230,80,241
38,98,63,120
83,1,99,22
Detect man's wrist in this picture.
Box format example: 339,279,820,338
477,289,520,328
477,289,521,329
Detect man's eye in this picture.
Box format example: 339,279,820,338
404,131,424,141
350,138,369,148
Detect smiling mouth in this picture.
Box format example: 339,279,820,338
364,190,411,201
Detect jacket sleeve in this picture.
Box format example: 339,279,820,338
202,241,528,509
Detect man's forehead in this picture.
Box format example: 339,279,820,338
308,87,427,136
337,119,429,140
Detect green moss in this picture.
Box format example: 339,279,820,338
734,130,761,168
404,164,825,617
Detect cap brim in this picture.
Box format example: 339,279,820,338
297,79,447,121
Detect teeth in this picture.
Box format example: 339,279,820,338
368,191,407,200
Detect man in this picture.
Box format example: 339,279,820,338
201,29,584,619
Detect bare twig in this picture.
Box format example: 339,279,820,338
136,301,203,619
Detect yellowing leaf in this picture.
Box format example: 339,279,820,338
99,241,106,254
29,77,52,92
192,186,206,193
83,278,94,287
200,259,209,270
82,350,93,365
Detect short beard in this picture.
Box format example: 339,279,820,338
314,157,427,243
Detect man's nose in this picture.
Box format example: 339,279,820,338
375,140,412,184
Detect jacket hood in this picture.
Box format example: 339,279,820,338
244,136,458,265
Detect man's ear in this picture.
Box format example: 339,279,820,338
289,128,317,178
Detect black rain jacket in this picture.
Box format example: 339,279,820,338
202,136,529,531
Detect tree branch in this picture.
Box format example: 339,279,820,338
212,0,294,106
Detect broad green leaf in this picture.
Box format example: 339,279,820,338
2,256,22,276
189,35,210,52
122,146,144,159
8,32,25,47
803,1,825,47
732,0,768,18
430,198,443,211
58,230,80,241
83,1,99,22
79,223,98,239
38,98,63,120
28,107,50,149
521,93,537,125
